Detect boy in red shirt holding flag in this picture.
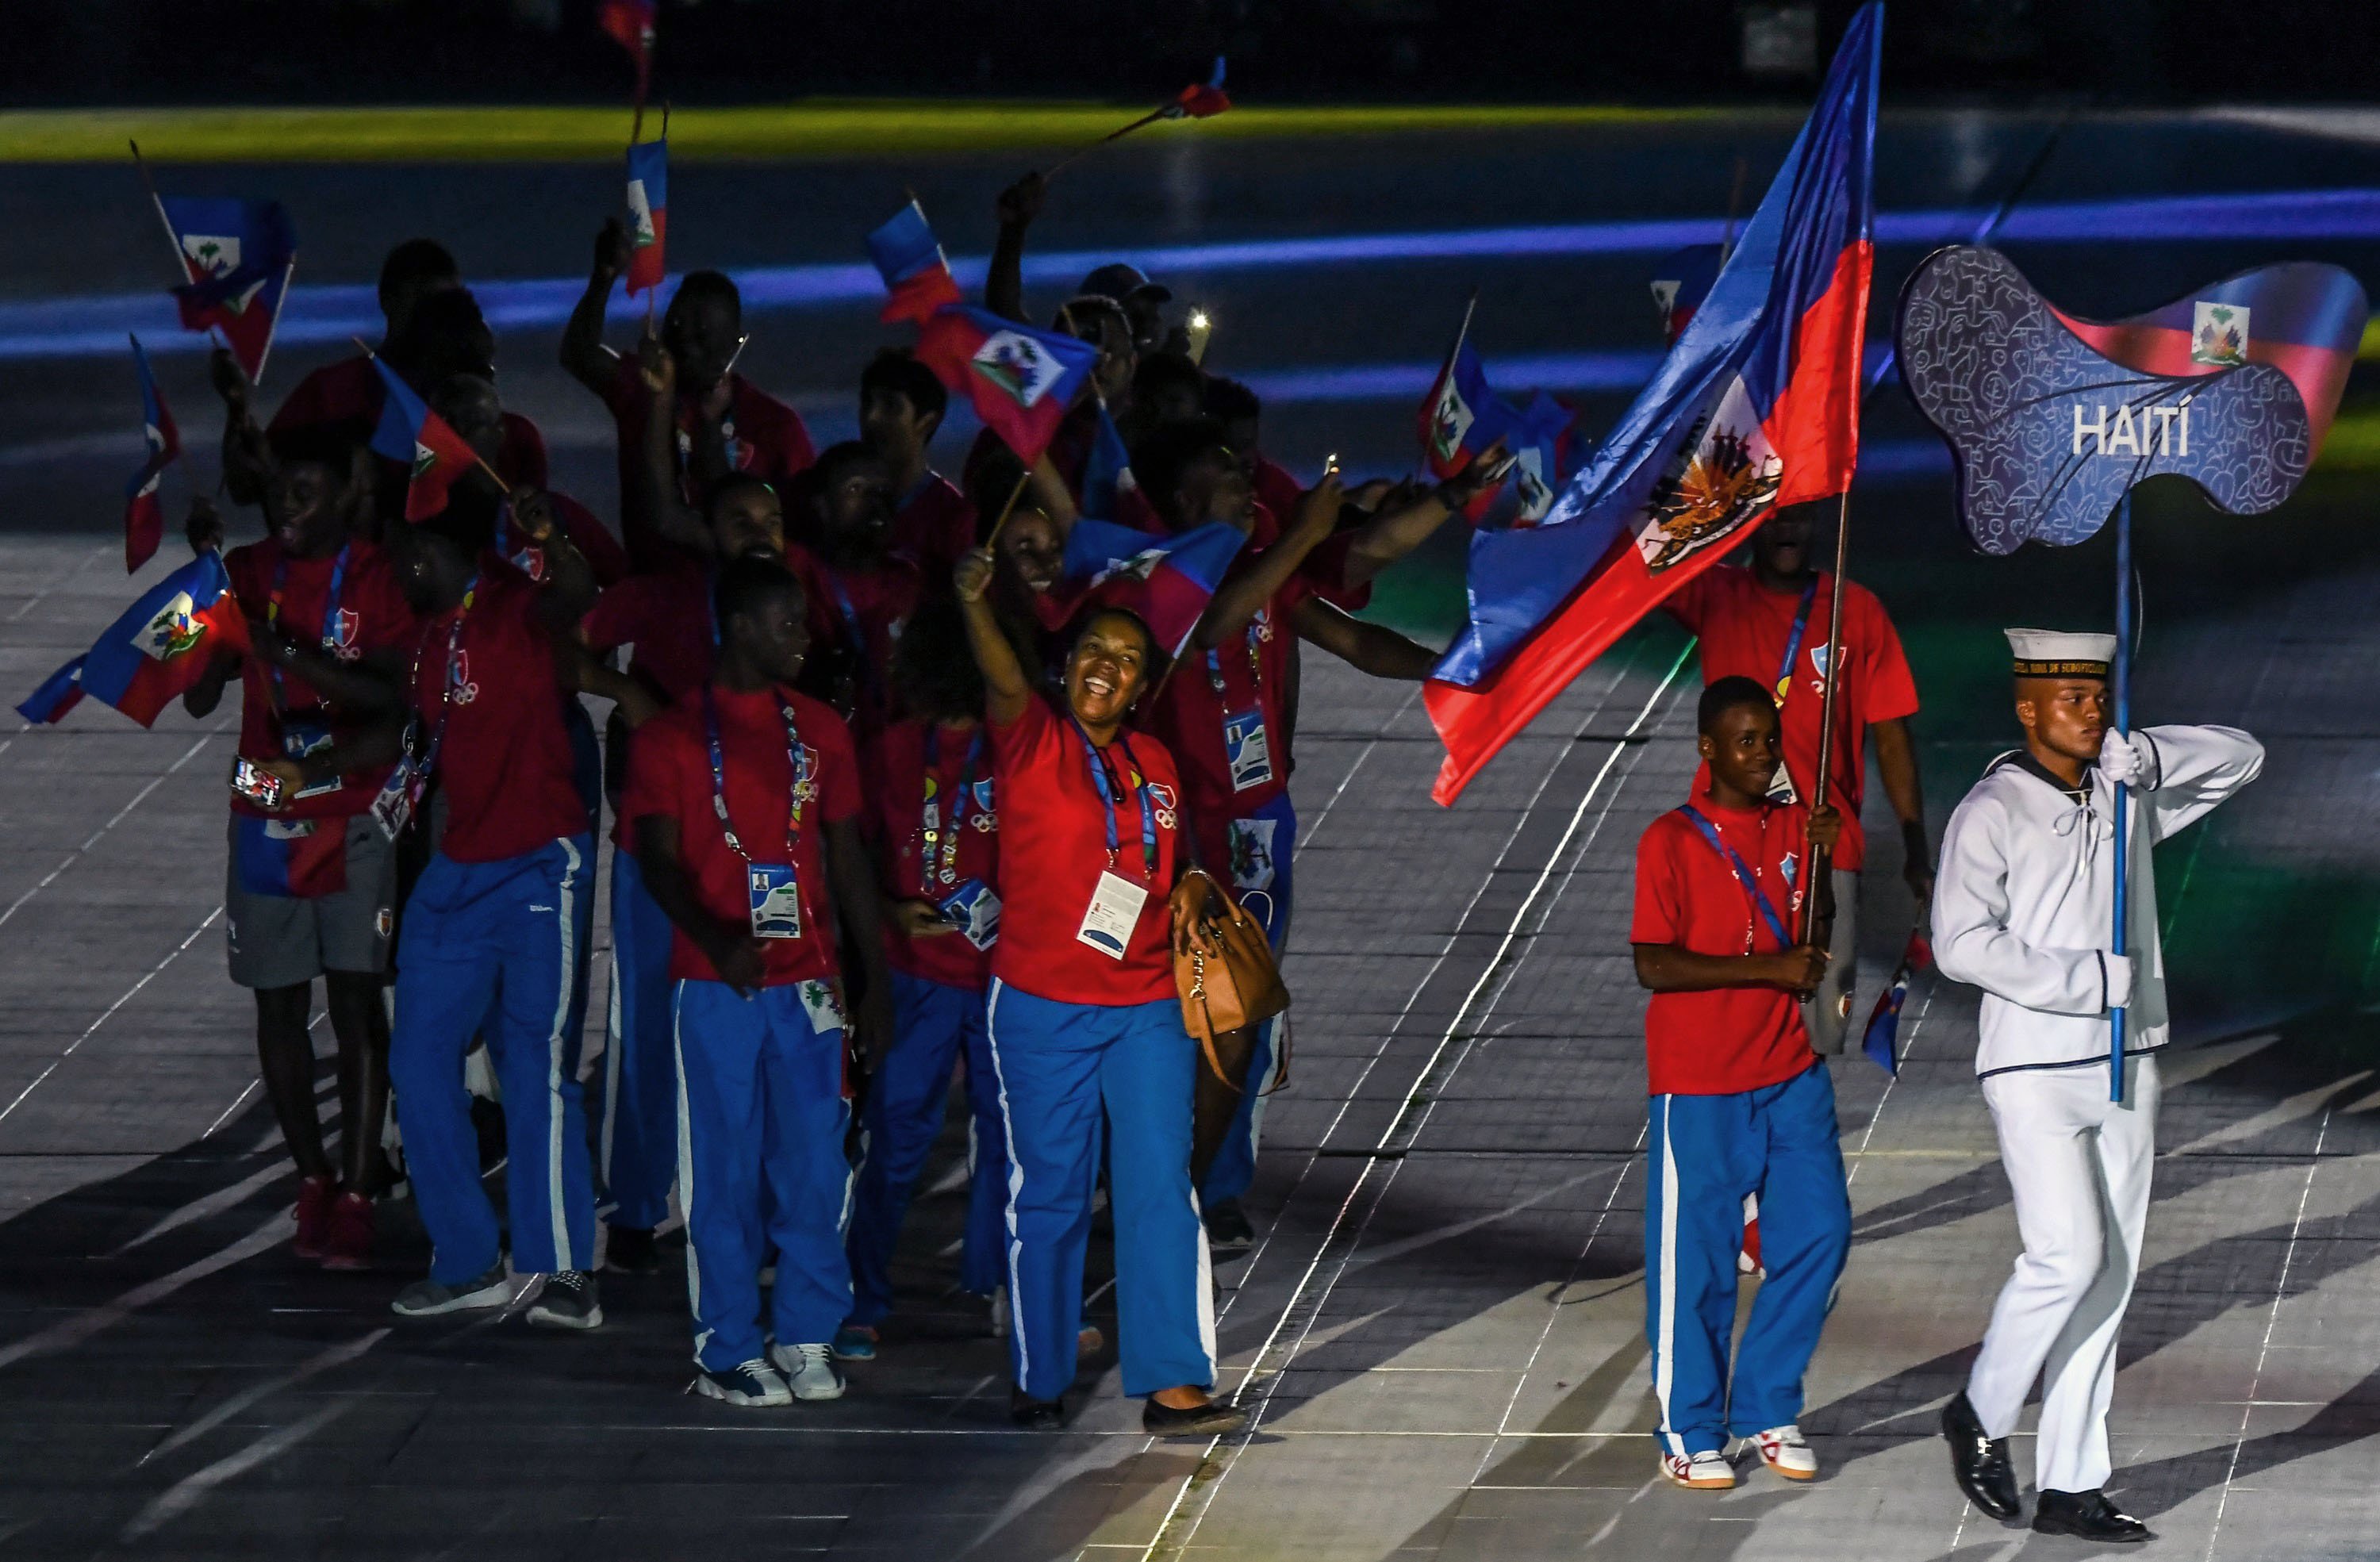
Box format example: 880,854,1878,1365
1630,676,1851,1491
621,556,892,1406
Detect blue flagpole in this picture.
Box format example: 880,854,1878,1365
2109,493,2132,1103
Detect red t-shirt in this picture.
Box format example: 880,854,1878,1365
224,538,418,821
603,356,816,572
872,717,999,990
891,473,977,583
1144,562,1310,873
1630,800,1818,1096
406,567,588,863
789,545,922,745
620,685,861,987
270,355,549,489
1666,567,1918,872
582,565,714,707
990,694,1183,1006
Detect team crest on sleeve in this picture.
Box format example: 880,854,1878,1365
971,331,1069,409
1634,378,1782,573
132,593,204,662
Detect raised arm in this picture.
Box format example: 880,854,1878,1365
632,336,714,555
559,219,628,398
954,547,1031,726
1291,596,1438,680
1334,446,1511,588
1195,472,1342,650
985,172,1044,325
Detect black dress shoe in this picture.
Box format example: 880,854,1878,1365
1940,1391,2021,1520
1009,1387,1065,1430
1142,1395,1247,1437
2033,1488,2152,1543
602,1225,661,1276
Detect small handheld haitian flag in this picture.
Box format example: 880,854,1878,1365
123,335,180,573
367,355,480,522
624,138,670,297
917,305,1100,466
1172,57,1232,119
597,0,658,104
1861,928,1933,1075
866,201,963,326
159,196,296,385
1651,244,1724,346
1061,517,1246,661
1419,336,1494,483
233,816,348,899
17,549,251,728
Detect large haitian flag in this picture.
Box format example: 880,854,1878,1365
1423,2,1881,806
1061,517,1246,660
16,550,252,728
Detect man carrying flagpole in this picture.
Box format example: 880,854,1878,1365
1933,630,2261,1542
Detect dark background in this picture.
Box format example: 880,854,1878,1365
8,0,2378,108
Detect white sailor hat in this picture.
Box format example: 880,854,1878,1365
2006,627,2116,678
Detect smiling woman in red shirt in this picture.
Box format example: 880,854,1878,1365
952,544,1242,1439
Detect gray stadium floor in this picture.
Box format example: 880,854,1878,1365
1,531,2375,1560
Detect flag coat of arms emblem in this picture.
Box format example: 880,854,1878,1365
624,139,670,297
158,196,297,383
916,305,1099,464
2192,300,2249,367
17,550,252,727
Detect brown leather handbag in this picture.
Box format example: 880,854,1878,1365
1174,875,1291,1089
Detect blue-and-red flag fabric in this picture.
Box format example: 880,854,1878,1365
866,201,964,326
1422,1,1881,805
1862,928,1933,1074
1652,244,1724,345
917,306,1100,466
1080,402,1138,521
624,138,670,297
17,549,251,728
597,0,658,104
234,816,348,899
1173,57,1232,120
159,196,296,385
367,355,481,522
1061,517,1246,662
124,335,180,572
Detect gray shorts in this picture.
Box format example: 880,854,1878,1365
225,812,397,990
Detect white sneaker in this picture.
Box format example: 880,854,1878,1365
769,1341,846,1401
693,1358,792,1407
1660,1448,1737,1490
1748,1424,1818,1480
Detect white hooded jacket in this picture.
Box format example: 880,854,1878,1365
1932,723,2263,1078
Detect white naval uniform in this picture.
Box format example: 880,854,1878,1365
1932,723,2263,1493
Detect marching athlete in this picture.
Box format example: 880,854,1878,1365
1935,630,2263,1542
621,555,893,1406
1631,676,1850,1490
953,545,1239,1436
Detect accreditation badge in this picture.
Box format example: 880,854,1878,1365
938,878,1002,952
1223,708,1274,793
1077,869,1149,960
370,754,424,840
747,864,803,939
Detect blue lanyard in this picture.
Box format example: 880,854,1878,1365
921,724,988,888
1773,578,1818,704
1070,713,1157,881
412,572,478,778
265,543,349,712
704,686,812,865
1677,804,1791,950
1204,608,1268,695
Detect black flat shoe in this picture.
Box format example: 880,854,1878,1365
1008,1387,1065,1430
602,1225,661,1276
1142,1395,1246,1437
2033,1488,2152,1544
1940,1391,2021,1520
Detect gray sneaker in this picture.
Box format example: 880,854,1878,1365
391,1263,512,1318
525,1270,604,1330
768,1341,846,1401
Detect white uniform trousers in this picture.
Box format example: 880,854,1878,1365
1969,1053,2159,1494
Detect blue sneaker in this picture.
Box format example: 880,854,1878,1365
831,1322,878,1362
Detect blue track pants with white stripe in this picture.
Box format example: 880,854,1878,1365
985,980,1215,1402
674,979,854,1371
594,849,677,1231
1644,1061,1849,1456
393,835,598,1284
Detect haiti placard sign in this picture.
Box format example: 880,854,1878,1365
1894,244,2366,555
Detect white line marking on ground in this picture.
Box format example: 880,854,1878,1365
0,1206,286,1372
0,904,222,1126
138,1328,389,1465
121,1402,351,1541
0,721,228,935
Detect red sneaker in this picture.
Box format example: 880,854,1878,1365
322,1192,374,1271
292,1175,336,1260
